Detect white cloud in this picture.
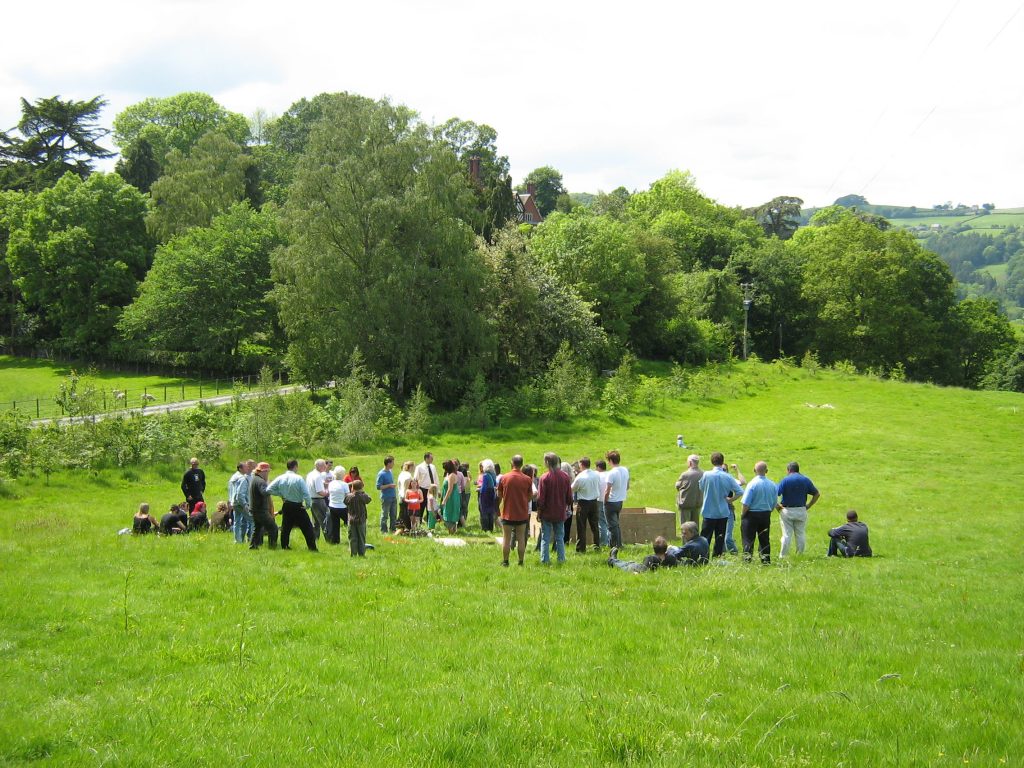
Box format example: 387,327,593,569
1,0,1021,207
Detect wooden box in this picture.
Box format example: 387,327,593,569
618,507,676,544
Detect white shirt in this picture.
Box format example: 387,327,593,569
598,471,610,501
606,465,630,503
328,479,349,508
397,470,413,497
306,468,327,498
415,461,438,493
571,468,602,501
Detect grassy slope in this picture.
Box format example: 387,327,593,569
1,363,1022,766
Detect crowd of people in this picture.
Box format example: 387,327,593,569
130,446,872,566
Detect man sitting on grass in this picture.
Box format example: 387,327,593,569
607,536,678,573
827,510,873,558
666,521,710,566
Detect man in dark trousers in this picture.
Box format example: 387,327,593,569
249,462,278,550
181,457,206,513
267,459,317,552
827,510,873,557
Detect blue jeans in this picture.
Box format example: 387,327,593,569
597,502,610,547
724,507,739,554
233,506,254,543
605,501,623,549
379,497,397,533
540,520,566,563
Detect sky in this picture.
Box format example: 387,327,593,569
2,0,1022,209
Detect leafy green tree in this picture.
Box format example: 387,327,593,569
628,170,762,270
591,187,631,219
983,340,1024,392
112,92,250,170
748,195,803,239
950,298,1015,388
0,96,113,191
118,203,282,369
273,94,493,404
5,173,151,354
114,137,160,193
792,209,957,380
519,166,566,217
811,204,890,231
833,194,868,207
0,190,35,349
528,210,648,347
146,131,251,242
481,224,607,379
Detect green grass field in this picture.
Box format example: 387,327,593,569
0,355,256,419
889,209,1024,234
1,362,1022,765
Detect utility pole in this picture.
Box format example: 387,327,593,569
741,282,754,360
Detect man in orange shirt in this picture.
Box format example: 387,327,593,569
497,454,536,567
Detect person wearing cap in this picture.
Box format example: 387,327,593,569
267,459,317,551
249,462,278,549
675,454,704,531
181,457,206,513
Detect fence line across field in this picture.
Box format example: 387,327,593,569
10,372,296,422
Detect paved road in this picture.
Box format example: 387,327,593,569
30,383,321,428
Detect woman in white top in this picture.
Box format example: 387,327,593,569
397,460,414,529
327,467,349,544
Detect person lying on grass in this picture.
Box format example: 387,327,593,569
666,521,710,566
607,535,679,573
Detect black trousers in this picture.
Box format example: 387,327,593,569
328,507,346,544
250,508,278,549
280,501,318,551
701,517,729,557
575,499,600,552
741,510,772,563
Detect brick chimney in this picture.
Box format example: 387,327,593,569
468,156,481,184
527,183,537,197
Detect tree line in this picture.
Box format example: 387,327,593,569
1,91,1021,400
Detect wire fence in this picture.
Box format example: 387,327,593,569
7,373,285,421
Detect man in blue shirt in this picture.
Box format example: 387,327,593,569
376,455,398,534
776,461,820,557
267,459,317,552
740,461,777,564
698,452,745,558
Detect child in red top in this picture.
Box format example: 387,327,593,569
405,479,424,530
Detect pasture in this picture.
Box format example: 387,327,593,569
1,362,1022,766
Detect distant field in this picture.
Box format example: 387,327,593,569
0,355,251,418
978,262,1008,285
889,209,1024,233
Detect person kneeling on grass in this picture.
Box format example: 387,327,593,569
607,536,679,573
188,500,210,531
827,510,873,558
665,521,710,566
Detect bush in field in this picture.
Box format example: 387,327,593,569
0,411,30,479
601,352,639,420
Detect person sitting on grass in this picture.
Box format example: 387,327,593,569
211,501,232,531
827,510,873,558
607,536,679,573
188,500,209,531
132,503,159,534
666,521,710,566
161,504,188,535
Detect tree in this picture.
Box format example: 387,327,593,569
748,195,803,240
528,210,648,347
5,173,152,354
0,96,113,191
0,190,34,350
481,224,607,380
792,209,957,380
811,204,890,231
950,298,1015,388
112,92,250,170
519,166,566,217
147,132,251,242
834,194,868,208
118,203,282,369
114,137,160,193
272,95,493,404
